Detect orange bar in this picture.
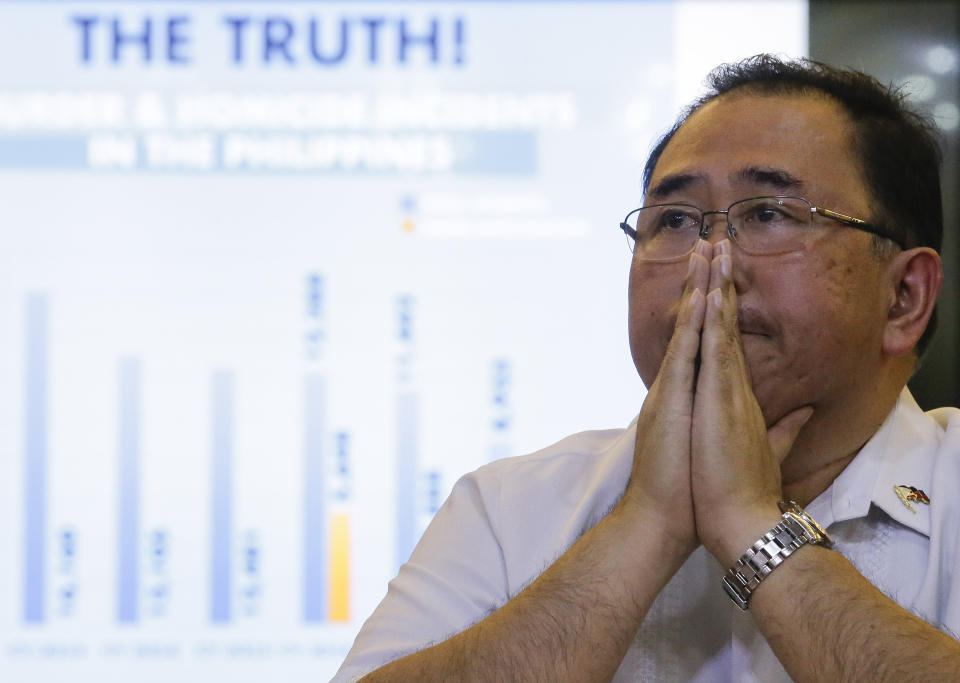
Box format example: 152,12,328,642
328,513,350,621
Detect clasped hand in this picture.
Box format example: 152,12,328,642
622,239,814,568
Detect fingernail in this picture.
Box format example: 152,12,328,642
689,287,703,309
710,288,722,308
717,239,730,256
687,254,698,277
696,239,710,257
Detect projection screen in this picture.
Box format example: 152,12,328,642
0,1,806,679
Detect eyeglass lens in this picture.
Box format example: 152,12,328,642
628,197,815,259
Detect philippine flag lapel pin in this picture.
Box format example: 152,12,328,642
894,484,931,513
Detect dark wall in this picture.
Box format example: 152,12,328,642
810,0,960,410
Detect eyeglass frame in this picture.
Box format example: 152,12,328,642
619,195,907,258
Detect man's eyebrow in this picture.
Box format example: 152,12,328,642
646,173,705,200
646,167,805,201
735,166,805,191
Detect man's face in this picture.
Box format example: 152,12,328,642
629,92,893,425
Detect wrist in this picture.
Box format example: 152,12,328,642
718,500,834,610
700,503,783,568
610,497,697,577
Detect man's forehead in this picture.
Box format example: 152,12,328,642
646,92,857,201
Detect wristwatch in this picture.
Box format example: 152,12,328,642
721,500,833,610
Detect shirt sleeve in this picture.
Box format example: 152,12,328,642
331,470,508,682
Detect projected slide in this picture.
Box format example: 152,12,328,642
0,1,805,680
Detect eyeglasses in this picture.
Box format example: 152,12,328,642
619,196,905,260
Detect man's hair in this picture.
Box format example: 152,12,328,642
642,54,944,355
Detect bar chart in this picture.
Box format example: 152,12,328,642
12,280,363,631
4,239,556,683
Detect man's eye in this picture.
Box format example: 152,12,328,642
658,210,698,230
744,205,789,224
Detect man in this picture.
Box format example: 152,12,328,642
335,55,960,680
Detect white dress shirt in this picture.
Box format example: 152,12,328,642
334,389,960,681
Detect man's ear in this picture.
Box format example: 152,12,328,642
882,247,942,357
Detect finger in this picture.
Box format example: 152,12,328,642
703,242,740,357
700,241,753,405
684,239,712,298
707,239,733,292
768,405,815,462
657,285,706,391
657,242,711,381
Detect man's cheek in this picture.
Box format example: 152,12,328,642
629,337,665,387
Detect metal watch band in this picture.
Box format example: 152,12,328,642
721,514,811,610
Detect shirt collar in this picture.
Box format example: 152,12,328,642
806,388,940,537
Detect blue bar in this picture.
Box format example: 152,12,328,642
210,371,233,623
395,392,418,570
22,294,48,624
0,136,88,168
0,132,536,174
117,357,140,623
303,372,326,622
451,132,537,174
216,131,536,175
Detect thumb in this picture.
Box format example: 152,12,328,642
768,406,814,462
